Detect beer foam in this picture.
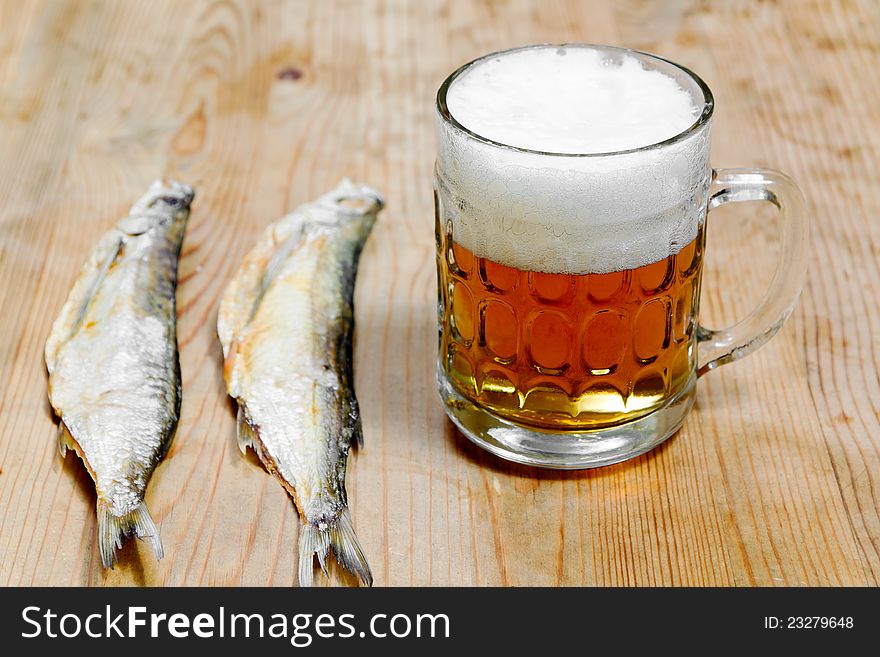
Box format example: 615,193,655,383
436,45,713,274
446,47,699,154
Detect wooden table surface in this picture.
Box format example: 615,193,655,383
1,0,878,587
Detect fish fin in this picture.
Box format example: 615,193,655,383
57,423,76,458
45,231,122,372
217,213,307,357
329,509,373,586
297,523,329,588
297,509,373,587
97,501,164,569
316,548,330,580
236,406,257,455
259,224,306,300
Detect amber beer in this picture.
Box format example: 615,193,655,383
438,222,704,429
435,44,808,468
433,44,713,435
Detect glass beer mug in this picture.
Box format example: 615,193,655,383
434,44,808,469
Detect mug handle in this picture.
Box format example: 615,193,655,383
697,168,809,376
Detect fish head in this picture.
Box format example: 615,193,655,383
118,179,195,236
314,179,384,217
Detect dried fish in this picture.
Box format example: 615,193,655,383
218,179,382,586
45,179,193,567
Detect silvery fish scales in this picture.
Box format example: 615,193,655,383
218,180,382,586
45,179,194,567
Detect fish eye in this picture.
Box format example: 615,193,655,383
336,195,373,212
151,195,181,209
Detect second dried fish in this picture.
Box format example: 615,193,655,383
218,179,382,586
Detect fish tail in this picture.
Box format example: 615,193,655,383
297,509,373,587
330,509,373,586
97,501,164,568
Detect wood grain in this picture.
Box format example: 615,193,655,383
0,0,876,586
